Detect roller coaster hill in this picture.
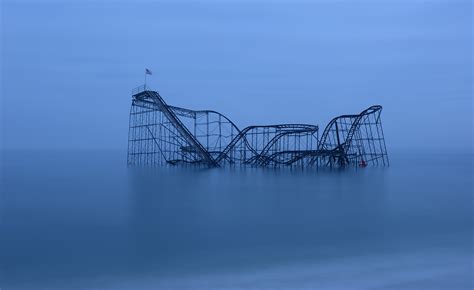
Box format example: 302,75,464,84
128,85,389,168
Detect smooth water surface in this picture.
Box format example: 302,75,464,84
1,150,472,289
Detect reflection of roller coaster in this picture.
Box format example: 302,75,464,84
128,85,389,168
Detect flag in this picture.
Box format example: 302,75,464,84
145,68,152,75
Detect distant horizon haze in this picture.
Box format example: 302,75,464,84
1,0,472,152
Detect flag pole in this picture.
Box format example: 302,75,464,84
144,68,152,89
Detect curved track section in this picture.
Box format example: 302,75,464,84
216,125,318,167
128,86,388,168
314,105,389,167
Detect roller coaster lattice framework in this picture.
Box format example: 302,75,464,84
127,85,389,168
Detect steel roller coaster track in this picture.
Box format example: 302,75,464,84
128,85,389,168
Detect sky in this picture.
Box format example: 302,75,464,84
1,0,472,152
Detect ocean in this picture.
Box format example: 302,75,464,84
1,150,472,289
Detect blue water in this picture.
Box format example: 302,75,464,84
1,150,472,289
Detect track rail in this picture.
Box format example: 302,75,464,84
134,90,218,167
128,86,388,168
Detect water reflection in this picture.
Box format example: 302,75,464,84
1,151,471,289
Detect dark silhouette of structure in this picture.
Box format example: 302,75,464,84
128,85,388,168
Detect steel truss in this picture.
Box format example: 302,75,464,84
128,86,388,168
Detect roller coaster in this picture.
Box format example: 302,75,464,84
128,85,388,168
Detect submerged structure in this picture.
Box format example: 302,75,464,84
128,85,388,168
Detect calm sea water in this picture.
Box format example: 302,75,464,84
1,150,472,289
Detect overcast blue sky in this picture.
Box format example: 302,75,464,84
1,0,472,152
